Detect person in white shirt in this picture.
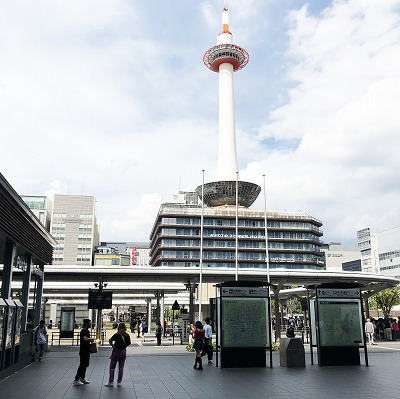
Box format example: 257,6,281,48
34,320,48,361
201,317,213,364
365,318,376,345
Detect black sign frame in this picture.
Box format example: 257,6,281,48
88,289,113,309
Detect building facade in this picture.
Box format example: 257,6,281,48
358,226,400,278
149,194,324,270
100,241,150,267
21,195,52,232
51,194,99,266
321,242,360,272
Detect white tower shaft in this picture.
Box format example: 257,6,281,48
218,62,238,180
217,8,238,181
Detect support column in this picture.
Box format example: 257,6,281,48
20,255,32,330
1,241,14,299
160,292,165,330
33,264,44,327
155,291,160,321
272,281,284,342
364,292,373,319
147,298,152,331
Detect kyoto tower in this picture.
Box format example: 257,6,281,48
196,4,261,207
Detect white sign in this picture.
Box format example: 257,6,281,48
317,288,360,299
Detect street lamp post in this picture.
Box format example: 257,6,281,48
94,277,107,341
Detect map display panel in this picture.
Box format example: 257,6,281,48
221,297,269,347
317,298,363,347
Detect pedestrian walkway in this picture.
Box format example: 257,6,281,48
1,340,400,399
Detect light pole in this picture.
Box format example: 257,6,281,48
185,281,198,323
94,277,107,341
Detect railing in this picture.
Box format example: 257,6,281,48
159,206,323,224
50,329,106,346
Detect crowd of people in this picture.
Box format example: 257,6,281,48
365,316,400,344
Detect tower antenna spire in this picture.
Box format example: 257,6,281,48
222,1,230,33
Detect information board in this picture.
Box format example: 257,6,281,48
88,289,112,309
317,298,364,347
221,297,269,347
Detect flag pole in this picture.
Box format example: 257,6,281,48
263,174,270,284
199,169,205,321
235,171,239,281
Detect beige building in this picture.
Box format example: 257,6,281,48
51,194,99,265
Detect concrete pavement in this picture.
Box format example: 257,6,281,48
1,337,400,399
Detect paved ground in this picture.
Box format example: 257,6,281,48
1,336,400,399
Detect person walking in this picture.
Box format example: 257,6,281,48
365,318,376,345
201,317,213,364
155,320,163,346
192,321,205,370
105,322,131,387
73,319,94,386
34,320,48,361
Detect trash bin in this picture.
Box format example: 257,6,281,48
280,337,306,367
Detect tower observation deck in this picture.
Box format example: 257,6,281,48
196,5,260,207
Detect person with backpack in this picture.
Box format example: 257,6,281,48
155,320,163,346
34,320,48,361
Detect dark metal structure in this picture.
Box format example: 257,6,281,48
0,173,56,380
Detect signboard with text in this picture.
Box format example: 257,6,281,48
88,290,113,309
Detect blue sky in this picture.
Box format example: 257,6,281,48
1,0,400,245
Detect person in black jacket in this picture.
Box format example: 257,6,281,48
73,319,94,386
105,323,131,387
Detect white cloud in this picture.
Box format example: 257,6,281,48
251,0,400,242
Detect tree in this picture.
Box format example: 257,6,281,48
370,286,400,317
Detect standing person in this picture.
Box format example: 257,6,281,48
188,321,194,344
383,317,392,340
163,319,167,338
34,320,48,361
136,319,141,338
392,318,399,340
192,321,205,370
155,320,163,346
105,323,131,387
73,319,94,386
365,318,376,345
141,319,148,341
201,317,213,364
130,319,136,334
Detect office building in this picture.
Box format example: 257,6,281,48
98,241,150,266
51,194,99,265
358,226,400,278
149,192,324,269
321,242,360,272
21,195,52,232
